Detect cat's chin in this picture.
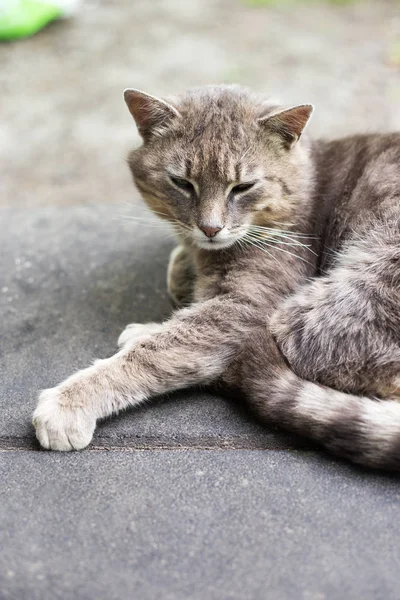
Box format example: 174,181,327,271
195,238,237,251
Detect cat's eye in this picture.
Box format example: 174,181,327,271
231,182,255,195
169,176,195,194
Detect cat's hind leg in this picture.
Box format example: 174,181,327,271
271,207,400,398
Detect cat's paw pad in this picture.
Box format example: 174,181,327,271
33,388,95,451
117,322,162,349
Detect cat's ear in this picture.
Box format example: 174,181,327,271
124,88,181,139
258,104,314,147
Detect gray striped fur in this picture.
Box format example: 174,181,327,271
33,85,400,470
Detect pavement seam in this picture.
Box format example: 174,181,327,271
0,437,313,452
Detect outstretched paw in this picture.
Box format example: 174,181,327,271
33,387,96,451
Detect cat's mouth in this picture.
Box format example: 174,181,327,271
196,238,233,250
193,232,241,251
192,225,248,250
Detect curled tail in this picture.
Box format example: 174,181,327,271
255,368,400,471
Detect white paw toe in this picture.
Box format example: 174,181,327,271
117,322,162,348
33,388,95,451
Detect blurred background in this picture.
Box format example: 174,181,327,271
1,0,400,210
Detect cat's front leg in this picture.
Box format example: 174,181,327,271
33,299,244,451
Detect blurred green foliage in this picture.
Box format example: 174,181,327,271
222,66,252,84
388,40,400,67
244,0,359,6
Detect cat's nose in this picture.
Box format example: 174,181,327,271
200,225,223,238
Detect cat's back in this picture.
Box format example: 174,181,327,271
314,132,400,190
312,132,400,227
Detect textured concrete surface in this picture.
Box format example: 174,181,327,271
2,450,400,600
2,0,400,598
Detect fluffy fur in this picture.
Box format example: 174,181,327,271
33,85,400,470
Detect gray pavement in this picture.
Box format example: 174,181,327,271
2,450,400,600
2,0,400,598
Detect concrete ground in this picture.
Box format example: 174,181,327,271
1,1,400,598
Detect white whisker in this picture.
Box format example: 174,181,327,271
117,214,192,232
248,225,318,240
242,234,280,264
248,231,317,256
244,234,314,266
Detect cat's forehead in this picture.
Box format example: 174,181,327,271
158,86,281,182
183,137,252,183
176,106,257,181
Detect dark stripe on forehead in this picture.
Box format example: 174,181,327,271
235,162,241,182
185,157,192,178
188,123,206,145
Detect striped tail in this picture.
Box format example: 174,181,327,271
256,368,400,471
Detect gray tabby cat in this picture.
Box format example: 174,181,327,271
33,85,400,470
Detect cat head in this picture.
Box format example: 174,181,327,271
125,85,313,250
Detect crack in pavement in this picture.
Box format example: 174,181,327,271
0,435,314,452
